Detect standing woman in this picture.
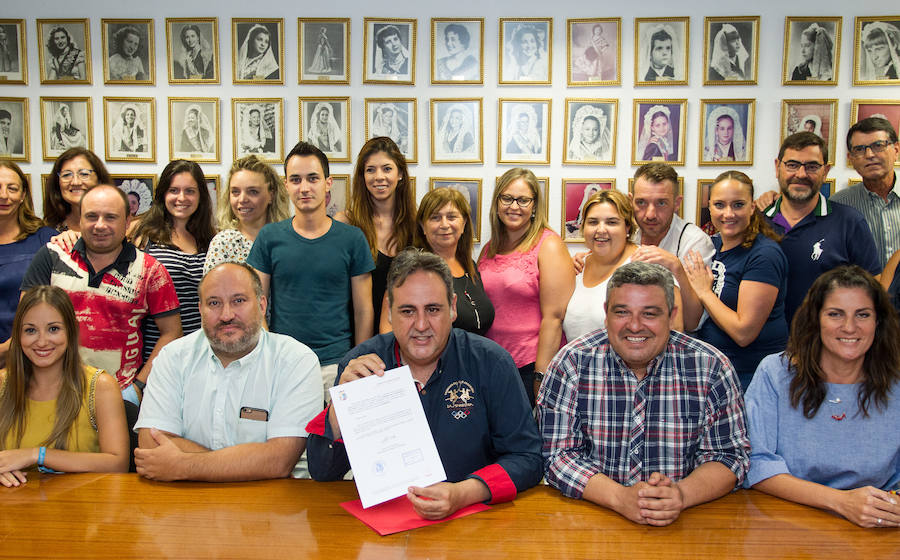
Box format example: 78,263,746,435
0,161,58,366
683,170,788,391
204,155,291,274
43,147,111,232
336,137,416,328
478,168,574,405
0,286,129,487
130,160,216,362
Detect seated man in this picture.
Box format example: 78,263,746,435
307,249,542,519
134,262,324,482
538,261,750,526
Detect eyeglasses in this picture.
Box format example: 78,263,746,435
58,169,95,183
498,194,534,208
849,140,894,157
780,160,824,174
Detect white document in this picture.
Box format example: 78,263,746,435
329,365,447,508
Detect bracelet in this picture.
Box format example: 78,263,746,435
534,371,545,382
132,378,146,392
37,446,47,467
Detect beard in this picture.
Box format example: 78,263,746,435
781,179,818,203
204,317,262,357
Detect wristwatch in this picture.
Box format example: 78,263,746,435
533,371,545,382
132,378,146,392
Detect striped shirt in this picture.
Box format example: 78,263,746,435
537,329,750,499
142,243,206,362
829,175,900,268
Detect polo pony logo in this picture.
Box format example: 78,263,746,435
444,380,475,420
811,238,825,260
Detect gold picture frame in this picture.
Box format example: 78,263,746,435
103,96,155,163
299,18,350,85
232,18,284,84
168,97,220,163
299,96,351,163
363,18,416,85
853,16,900,86
780,99,838,165
112,174,156,217
166,18,219,84
431,18,484,84
561,178,616,243
563,98,617,165
850,99,900,167
40,96,92,160
696,179,716,235
429,177,483,242
702,16,760,86
232,98,283,164
204,174,219,208
37,19,91,84
101,19,154,85
327,173,350,218
634,17,689,86
632,98,687,166
499,18,552,85
567,18,620,86
498,98,551,165
782,17,841,86
364,98,417,163
430,98,483,164
0,97,29,161
698,98,756,166
0,19,28,85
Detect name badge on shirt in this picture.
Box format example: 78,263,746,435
240,407,269,422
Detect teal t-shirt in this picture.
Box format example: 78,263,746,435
247,218,374,365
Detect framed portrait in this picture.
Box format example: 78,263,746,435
103,97,155,163
40,97,91,160
112,174,156,217
782,17,841,86
563,98,617,165
780,99,838,165
561,179,615,243
166,18,219,84
232,19,283,84
498,99,551,165
696,179,716,236
364,18,416,85
567,18,619,86
37,19,91,84
634,17,689,86
628,176,685,217
365,98,417,163
300,97,350,163
851,99,900,167
430,98,483,164
168,97,219,163
854,17,900,85
0,97,28,161
232,98,283,164
0,20,27,84
430,178,482,242
699,99,755,166
204,174,219,207
327,173,350,218
631,99,687,166
431,18,483,85
703,16,759,85
499,18,552,85
101,19,154,85
299,18,350,84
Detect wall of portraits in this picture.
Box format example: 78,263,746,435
3,0,900,253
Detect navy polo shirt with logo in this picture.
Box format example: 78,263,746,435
763,194,881,324
306,329,543,503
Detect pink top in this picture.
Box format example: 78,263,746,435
478,228,556,367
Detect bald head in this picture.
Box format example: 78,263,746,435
81,184,129,218
199,261,264,301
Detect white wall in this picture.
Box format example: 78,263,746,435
7,1,900,249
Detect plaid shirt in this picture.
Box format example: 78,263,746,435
537,329,750,499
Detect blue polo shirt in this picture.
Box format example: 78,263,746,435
763,194,881,325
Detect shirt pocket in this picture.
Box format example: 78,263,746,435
235,417,268,444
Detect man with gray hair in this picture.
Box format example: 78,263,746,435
307,248,542,520
538,261,749,526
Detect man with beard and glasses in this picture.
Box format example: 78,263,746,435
762,132,881,324
134,262,324,481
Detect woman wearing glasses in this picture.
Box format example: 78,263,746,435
43,148,111,233
478,168,574,405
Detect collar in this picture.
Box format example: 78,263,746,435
862,171,900,199
208,328,267,369
72,237,137,276
391,331,454,389
763,192,830,219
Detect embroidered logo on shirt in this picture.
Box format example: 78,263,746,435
811,239,825,261
831,413,846,421
444,381,475,420
711,260,726,296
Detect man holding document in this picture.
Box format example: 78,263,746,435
307,249,542,519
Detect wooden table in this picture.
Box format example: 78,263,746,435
1,473,896,559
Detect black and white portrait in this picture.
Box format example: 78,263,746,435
104,97,154,162
38,19,91,84
432,19,482,83
781,100,837,164
783,18,839,85
233,19,282,84
564,100,616,165
113,176,155,217
365,99,415,162
364,18,416,84
635,18,688,86
0,20,26,84
431,99,482,164
169,98,218,162
299,19,349,84
41,97,91,160
233,99,282,163
0,98,27,161
704,17,758,84
568,18,619,85
102,19,153,84
854,17,900,85
498,100,550,164
500,19,551,84
431,179,482,241
301,98,350,162
700,100,755,166
166,18,218,83
326,174,349,218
